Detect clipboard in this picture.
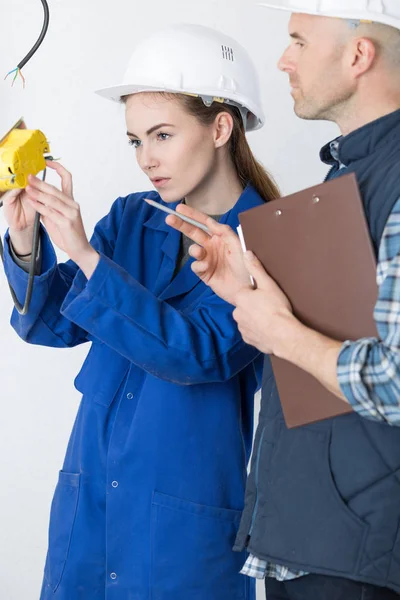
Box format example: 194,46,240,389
238,173,379,428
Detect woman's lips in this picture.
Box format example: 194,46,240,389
152,178,170,188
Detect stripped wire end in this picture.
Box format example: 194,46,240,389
4,68,26,88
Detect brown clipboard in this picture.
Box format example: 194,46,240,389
239,173,379,428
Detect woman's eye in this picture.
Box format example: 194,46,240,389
128,138,141,148
157,132,170,141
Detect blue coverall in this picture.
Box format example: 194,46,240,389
3,185,264,600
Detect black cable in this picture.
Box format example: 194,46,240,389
0,170,45,315
0,0,51,311
17,0,50,70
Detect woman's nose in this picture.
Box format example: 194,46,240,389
138,146,158,172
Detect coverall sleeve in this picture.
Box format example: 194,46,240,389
60,255,260,385
3,197,126,348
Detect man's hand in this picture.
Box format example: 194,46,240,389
166,203,253,305
168,208,347,399
233,251,294,355
234,251,347,401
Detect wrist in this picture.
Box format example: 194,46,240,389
272,311,303,360
231,282,254,307
9,227,35,256
73,246,100,279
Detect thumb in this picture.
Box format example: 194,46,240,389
243,251,269,287
0,188,22,206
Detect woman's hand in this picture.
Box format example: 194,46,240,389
165,203,253,306
24,161,100,278
2,186,37,233
0,120,37,255
1,187,40,256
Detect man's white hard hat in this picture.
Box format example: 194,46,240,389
258,0,400,29
96,23,265,132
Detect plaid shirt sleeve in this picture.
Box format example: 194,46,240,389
337,197,400,425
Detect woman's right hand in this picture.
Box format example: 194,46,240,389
1,188,38,256
166,203,254,306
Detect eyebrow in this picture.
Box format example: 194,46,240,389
289,32,307,42
126,123,175,138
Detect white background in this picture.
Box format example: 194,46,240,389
0,1,337,598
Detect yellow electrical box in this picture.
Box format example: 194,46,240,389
0,125,50,192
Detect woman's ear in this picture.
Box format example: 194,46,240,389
213,112,234,148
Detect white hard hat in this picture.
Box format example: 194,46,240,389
258,0,400,29
95,23,265,132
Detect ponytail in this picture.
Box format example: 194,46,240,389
178,94,280,202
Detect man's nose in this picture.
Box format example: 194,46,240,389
278,47,294,73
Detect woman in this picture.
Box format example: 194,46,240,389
2,24,278,600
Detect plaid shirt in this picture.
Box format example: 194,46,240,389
242,196,400,581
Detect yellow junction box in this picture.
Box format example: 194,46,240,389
0,128,50,192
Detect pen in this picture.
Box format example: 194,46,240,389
144,198,212,235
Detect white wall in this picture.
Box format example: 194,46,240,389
0,1,338,598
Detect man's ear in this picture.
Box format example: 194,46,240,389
350,36,377,78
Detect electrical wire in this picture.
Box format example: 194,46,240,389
4,67,26,87
0,169,45,315
1,0,51,310
5,0,50,86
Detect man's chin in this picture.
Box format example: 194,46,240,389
293,102,319,121
293,104,308,119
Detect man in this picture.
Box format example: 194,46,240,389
166,1,400,598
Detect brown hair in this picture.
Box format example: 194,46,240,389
122,92,280,202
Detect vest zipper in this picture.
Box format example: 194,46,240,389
324,165,336,182
248,426,266,536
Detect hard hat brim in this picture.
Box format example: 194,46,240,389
95,83,170,104
95,83,265,132
258,1,400,29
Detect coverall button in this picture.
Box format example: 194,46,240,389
126,392,134,399
110,572,117,580
112,481,119,488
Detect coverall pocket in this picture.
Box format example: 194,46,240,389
44,471,80,592
150,491,250,600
